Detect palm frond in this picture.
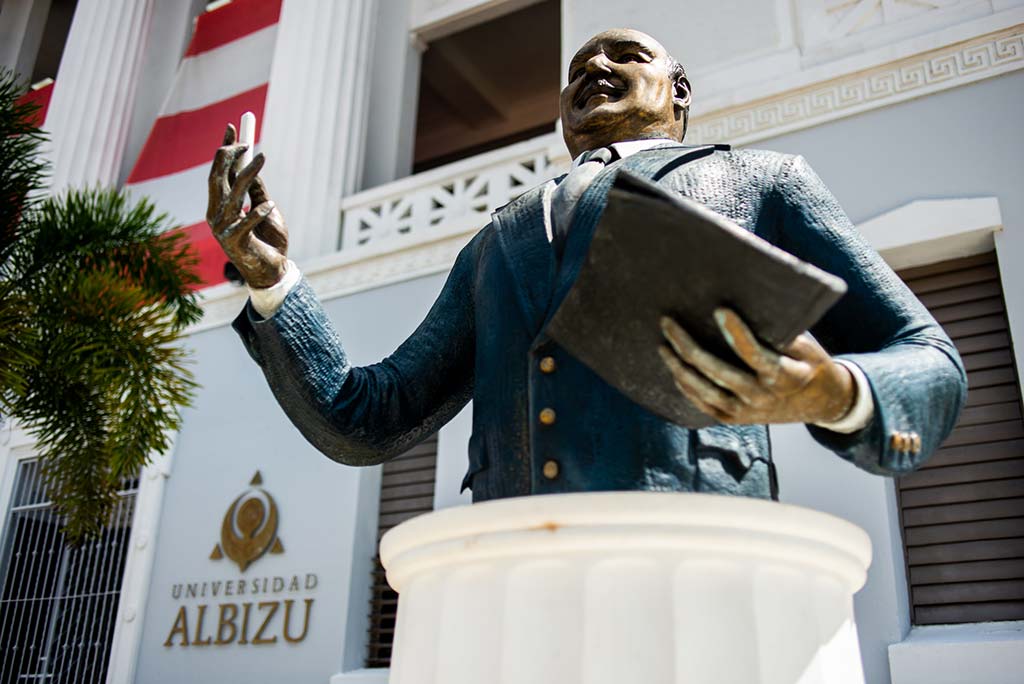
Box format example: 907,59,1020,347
2,184,202,539
0,68,48,263
9,188,203,328
1,67,201,541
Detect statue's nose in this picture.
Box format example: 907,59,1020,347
584,52,613,75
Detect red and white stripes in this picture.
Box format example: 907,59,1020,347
125,0,282,287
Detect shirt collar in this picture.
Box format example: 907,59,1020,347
570,138,679,168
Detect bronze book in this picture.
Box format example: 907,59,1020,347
546,169,848,428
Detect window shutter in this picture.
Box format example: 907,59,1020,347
0,459,139,682
896,252,1024,625
365,434,438,668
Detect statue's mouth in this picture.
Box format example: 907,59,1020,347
575,78,624,109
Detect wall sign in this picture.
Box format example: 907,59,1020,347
163,472,317,648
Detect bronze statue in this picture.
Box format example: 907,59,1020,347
207,29,965,500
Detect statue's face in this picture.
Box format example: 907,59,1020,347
559,29,690,158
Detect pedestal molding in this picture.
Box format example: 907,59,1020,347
381,492,873,684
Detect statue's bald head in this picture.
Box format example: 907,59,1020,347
559,29,691,158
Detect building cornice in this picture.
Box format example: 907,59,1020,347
191,230,476,334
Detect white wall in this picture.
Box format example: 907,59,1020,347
560,0,798,102
562,0,790,73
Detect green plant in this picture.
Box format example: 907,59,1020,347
0,69,202,541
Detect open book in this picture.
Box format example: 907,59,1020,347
546,169,847,428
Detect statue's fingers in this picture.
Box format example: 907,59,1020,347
223,201,275,245
207,149,230,223
209,144,246,183
249,173,269,206
226,153,265,218
228,143,251,186
714,307,781,382
207,145,248,225
211,124,239,189
255,213,288,254
783,332,830,364
658,345,740,420
660,315,759,400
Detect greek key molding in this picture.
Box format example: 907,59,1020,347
689,24,1024,145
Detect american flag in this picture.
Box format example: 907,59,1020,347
125,0,282,287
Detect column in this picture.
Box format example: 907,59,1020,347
0,0,53,81
260,0,374,261
45,0,154,193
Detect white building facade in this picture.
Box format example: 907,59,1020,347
1,1,1023,682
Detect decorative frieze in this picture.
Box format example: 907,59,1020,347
809,0,977,43
689,24,1024,145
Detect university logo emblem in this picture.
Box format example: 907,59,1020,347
210,471,284,571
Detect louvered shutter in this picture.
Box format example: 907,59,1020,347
0,460,139,682
366,434,438,668
895,252,1024,625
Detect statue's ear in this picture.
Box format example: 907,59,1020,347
673,73,692,110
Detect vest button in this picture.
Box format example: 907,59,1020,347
542,460,559,479
539,356,557,374
539,408,556,425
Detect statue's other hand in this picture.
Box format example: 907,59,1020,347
657,308,856,426
207,123,289,288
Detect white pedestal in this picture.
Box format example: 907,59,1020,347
380,492,872,684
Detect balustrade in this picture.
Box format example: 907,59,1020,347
339,132,569,255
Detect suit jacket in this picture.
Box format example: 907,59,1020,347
233,144,967,502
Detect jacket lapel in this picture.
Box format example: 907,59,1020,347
492,178,561,332
492,143,721,335
541,144,717,330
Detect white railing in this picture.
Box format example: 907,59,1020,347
339,132,570,256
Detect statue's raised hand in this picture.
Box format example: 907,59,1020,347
207,124,289,288
658,308,857,426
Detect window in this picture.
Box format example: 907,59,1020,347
896,252,1024,625
28,0,77,84
366,433,438,668
412,0,560,173
0,458,138,683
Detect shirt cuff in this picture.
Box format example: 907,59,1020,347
812,359,874,434
247,260,300,318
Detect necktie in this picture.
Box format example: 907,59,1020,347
551,147,617,260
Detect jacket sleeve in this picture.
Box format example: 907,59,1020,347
232,235,480,466
773,155,967,475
